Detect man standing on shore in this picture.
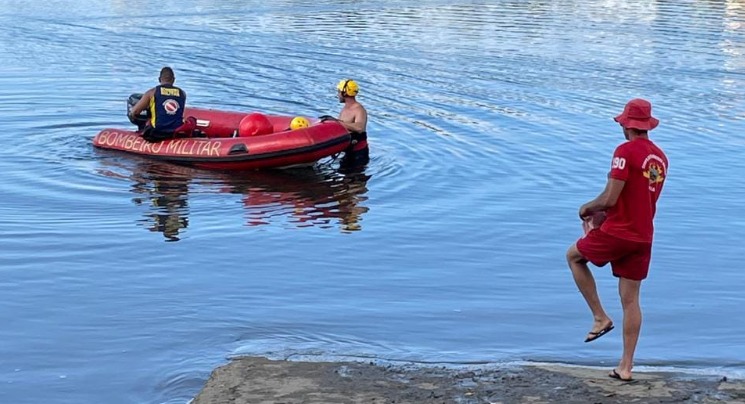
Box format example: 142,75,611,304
566,98,669,382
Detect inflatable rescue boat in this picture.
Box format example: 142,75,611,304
92,95,351,170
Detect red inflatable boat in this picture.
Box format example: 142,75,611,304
93,104,351,170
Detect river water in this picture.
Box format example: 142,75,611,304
1,1,744,403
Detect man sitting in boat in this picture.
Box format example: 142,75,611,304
128,67,196,142
323,79,369,168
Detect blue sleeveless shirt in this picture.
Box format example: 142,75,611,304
149,85,186,131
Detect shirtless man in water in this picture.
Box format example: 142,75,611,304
334,79,369,167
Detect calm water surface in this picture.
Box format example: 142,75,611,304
1,1,744,403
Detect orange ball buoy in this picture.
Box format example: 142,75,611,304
238,113,274,137
290,116,310,130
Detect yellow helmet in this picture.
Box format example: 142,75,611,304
336,79,359,97
290,116,310,130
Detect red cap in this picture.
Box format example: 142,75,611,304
614,98,659,131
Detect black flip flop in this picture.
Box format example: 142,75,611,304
609,369,634,382
584,324,614,342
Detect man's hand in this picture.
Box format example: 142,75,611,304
318,115,338,122
129,90,152,122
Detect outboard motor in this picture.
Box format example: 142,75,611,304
127,93,150,131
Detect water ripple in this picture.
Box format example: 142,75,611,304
1,1,745,403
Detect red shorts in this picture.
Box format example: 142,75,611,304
576,229,653,281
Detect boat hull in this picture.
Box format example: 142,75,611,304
93,108,351,170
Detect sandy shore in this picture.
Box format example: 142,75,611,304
191,357,745,403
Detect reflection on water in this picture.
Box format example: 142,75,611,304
225,165,371,232
3,1,745,403
96,158,371,240
724,0,745,71
130,165,191,242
